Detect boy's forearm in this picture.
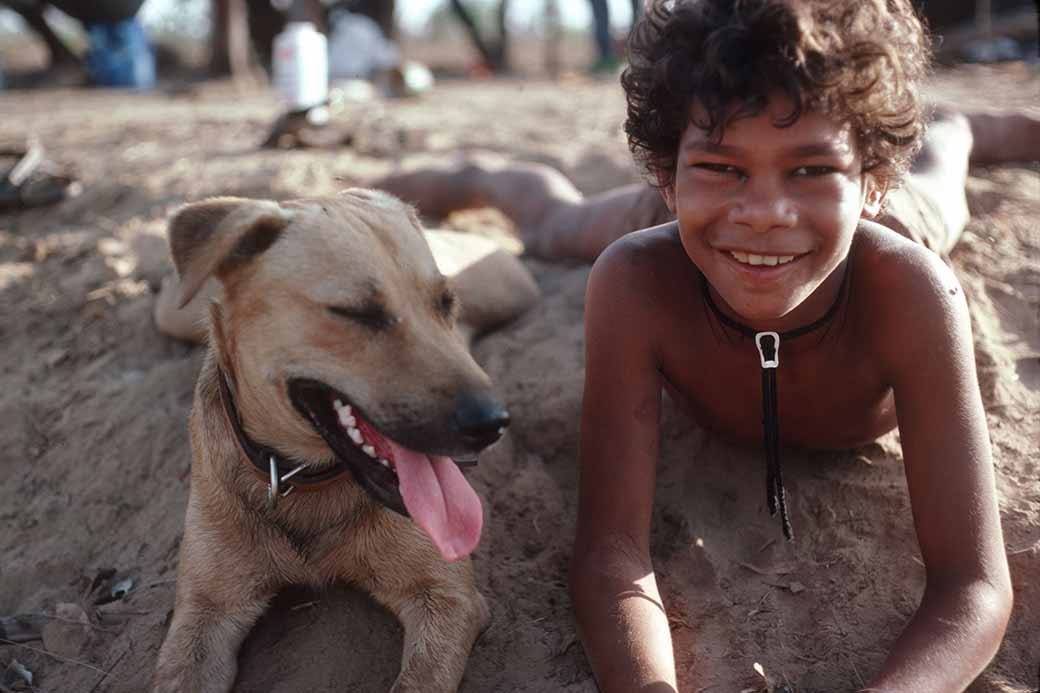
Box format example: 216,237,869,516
570,557,678,693
865,579,1012,692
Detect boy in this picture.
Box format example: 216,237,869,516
571,1,1010,691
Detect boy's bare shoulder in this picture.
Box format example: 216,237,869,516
586,220,703,344
855,221,962,303
592,220,696,292
854,221,968,370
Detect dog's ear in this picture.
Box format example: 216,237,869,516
168,197,293,308
208,301,234,379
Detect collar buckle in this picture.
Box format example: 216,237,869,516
267,456,307,508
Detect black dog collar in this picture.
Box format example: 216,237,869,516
217,368,352,504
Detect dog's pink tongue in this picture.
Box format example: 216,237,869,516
390,441,483,562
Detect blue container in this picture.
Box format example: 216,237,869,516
85,18,155,89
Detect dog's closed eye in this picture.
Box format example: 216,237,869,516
327,303,397,330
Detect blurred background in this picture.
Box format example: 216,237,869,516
0,0,1036,92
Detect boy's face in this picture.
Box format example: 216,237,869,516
662,95,884,328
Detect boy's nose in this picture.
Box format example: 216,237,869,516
729,179,797,232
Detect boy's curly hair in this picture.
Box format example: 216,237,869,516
622,0,932,191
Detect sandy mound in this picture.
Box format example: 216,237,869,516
1,64,1037,692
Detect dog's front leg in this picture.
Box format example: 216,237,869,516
361,543,489,693
153,590,271,693
153,512,276,692
390,583,489,693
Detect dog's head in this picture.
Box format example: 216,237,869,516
168,189,509,561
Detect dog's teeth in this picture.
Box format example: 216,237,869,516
362,444,376,458
348,427,363,445
379,458,390,468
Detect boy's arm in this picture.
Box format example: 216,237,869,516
570,244,677,693
867,248,1012,692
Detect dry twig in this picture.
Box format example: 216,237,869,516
0,638,109,677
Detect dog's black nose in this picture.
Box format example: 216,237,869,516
454,391,510,446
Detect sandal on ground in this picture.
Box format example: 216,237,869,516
0,139,82,212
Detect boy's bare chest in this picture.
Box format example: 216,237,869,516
659,324,897,450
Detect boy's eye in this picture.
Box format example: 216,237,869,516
691,163,743,176
793,165,837,177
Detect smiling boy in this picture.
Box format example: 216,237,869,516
568,1,1012,691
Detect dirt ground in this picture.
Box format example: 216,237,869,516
1,63,1038,692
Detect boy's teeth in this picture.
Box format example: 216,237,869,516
729,251,797,266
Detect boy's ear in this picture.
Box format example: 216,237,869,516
167,197,293,309
861,175,887,219
657,172,677,214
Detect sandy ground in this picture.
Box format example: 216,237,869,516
1,63,1038,692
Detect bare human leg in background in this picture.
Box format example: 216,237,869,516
373,107,1040,264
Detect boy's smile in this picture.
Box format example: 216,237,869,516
663,96,883,333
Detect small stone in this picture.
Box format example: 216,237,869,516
110,577,135,600
788,581,806,594
43,347,69,368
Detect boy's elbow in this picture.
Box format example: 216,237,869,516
987,572,1014,630
568,542,606,605
975,560,1014,629
569,534,654,635
976,575,1014,654
933,572,1014,637
569,534,653,595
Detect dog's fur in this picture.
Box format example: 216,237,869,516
153,189,535,692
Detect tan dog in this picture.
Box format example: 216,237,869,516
152,189,537,692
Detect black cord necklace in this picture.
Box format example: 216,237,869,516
701,265,850,539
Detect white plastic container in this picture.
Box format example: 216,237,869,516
272,21,328,111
